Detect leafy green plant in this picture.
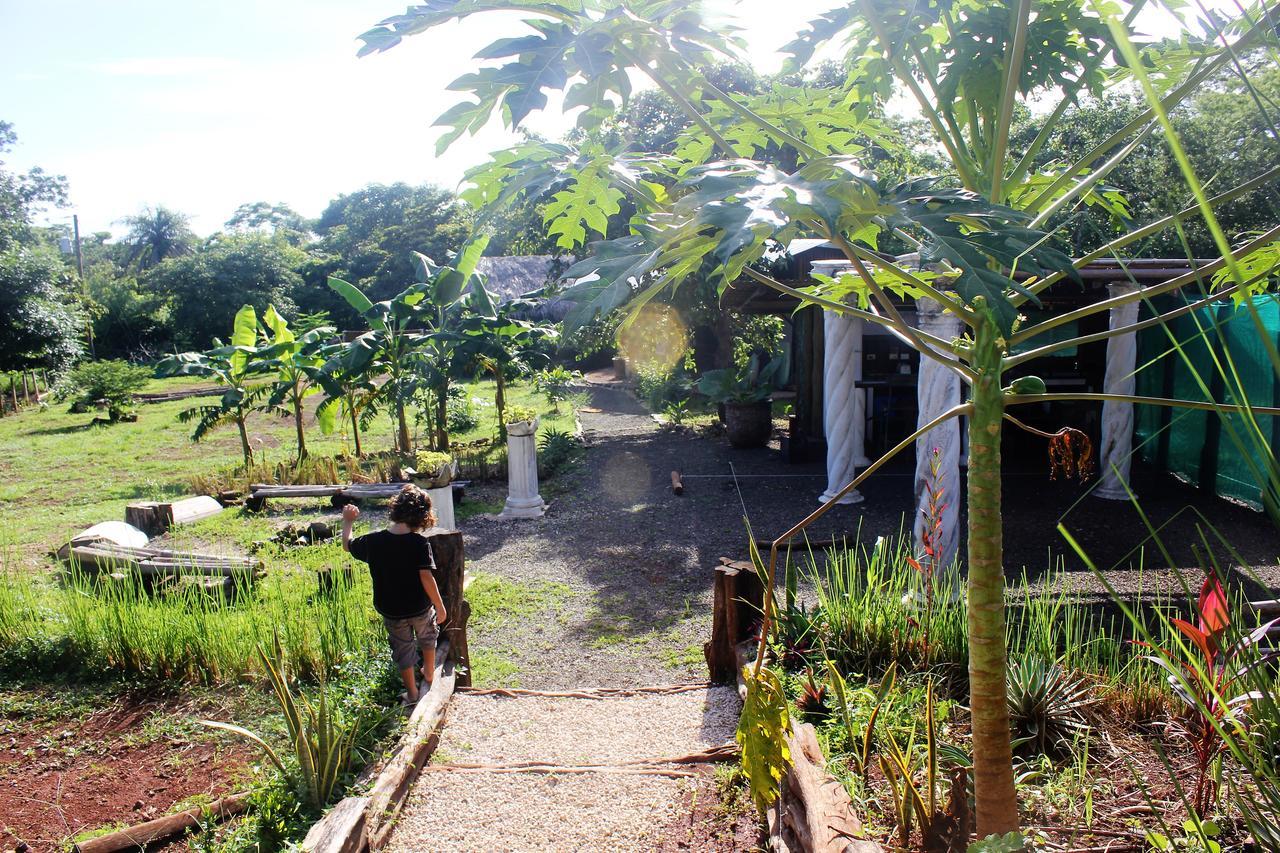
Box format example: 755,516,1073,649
737,664,792,816
537,427,580,475
505,404,537,426
1006,656,1094,757
255,306,337,462
446,392,480,434
531,365,581,412
201,642,369,811
663,398,690,425
1146,818,1222,853
157,304,272,465
697,357,785,406
62,359,150,422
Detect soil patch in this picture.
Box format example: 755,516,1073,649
0,692,255,852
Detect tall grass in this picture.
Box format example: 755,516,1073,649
0,561,381,684
779,531,1171,705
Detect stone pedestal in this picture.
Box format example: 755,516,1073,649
912,298,964,576
427,485,456,531
811,260,868,505
1096,282,1141,500
499,419,546,519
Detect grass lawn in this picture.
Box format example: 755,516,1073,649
0,376,577,566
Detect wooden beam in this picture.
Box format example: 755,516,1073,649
72,792,249,853
303,796,369,853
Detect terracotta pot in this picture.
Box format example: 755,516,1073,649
723,400,773,449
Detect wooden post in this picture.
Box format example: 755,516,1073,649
705,557,766,683
427,529,471,687
9,374,18,412
22,371,31,404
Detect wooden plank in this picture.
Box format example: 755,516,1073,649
250,486,344,499
365,646,456,850
73,792,249,853
303,796,369,853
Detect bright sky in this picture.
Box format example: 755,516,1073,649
0,0,1210,237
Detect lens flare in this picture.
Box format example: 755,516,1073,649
617,304,688,374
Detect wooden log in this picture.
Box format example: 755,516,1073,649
72,792,249,853
705,558,766,683
427,529,471,687
251,485,344,498
780,724,880,853
671,470,684,496
366,649,455,850
303,796,369,853
125,502,166,537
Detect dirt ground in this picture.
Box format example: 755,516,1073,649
0,688,255,852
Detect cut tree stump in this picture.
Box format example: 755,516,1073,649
427,529,471,688
705,557,766,683
125,496,222,536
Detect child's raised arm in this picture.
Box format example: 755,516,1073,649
341,503,360,552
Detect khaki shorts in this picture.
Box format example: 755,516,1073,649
383,609,439,671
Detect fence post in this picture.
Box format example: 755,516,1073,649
705,557,766,683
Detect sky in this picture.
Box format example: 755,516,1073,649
0,0,1212,238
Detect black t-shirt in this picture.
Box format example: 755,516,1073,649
348,529,436,619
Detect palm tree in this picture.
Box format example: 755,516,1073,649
120,205,196,270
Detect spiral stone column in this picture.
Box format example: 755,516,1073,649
913,298,964,577
811,260,867,505
1096,282,1141,500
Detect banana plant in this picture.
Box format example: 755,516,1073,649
156,304,271,466
362,0,1280,834
455,290,557,438
255,306,338,462
326,237,493,454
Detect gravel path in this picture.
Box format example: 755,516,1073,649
386,686,740,852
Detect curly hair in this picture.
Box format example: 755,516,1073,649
388,484,436,531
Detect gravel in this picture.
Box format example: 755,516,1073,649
386,686,740,852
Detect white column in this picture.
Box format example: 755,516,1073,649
913,298,964,576
811,260,867,505
499,419,546,518
1095,282,1141,500
426,485,456,531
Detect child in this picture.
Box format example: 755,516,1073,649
341,485,447,705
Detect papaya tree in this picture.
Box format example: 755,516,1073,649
255,306,337,462
359,0,1280,834
157,304,270,466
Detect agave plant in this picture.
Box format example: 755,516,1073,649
1006,656,1095,758
201,643,366,811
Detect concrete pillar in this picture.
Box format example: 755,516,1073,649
1095,282,1141,500
500,418,546,518
810,259,867,505
427,485,456,531
912,298,964,576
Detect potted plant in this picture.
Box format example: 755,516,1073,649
697,357,784,448
504,404,539,438
409,450,454,488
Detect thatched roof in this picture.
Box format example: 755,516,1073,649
477,255,575,321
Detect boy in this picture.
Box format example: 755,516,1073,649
341,485,447,705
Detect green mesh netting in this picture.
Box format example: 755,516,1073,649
1135,294,1280,510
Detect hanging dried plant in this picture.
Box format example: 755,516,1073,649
1048,427,1095,481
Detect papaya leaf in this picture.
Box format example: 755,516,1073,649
736,665,792,815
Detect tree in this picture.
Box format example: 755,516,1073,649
0,244,84,375
156,305,271,466
147,233,306,349
256,306,336,462
456,290,557,437
0,120,68,253
362,0,1280,835
120,206,196,270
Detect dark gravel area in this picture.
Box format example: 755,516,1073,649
460,376,1280,689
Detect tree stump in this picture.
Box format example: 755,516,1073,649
705,557,766,683
427,529,471,687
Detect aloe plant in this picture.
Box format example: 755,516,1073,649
361,0,1280,834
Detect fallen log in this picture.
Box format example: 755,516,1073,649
303,797,369,853
72,792,249,853
776,723,880,853
671,469,684,495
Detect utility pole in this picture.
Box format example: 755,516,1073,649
74,214,95,358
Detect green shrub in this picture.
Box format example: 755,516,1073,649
538,428,581,475
446,393,480,433
532,366,582,411
506,404,538,425
62,359,151,421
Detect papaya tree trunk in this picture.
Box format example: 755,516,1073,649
349,396,363,457
236,414,253,467
436,381,450,451
967,311,1018,835
495,370,508,441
